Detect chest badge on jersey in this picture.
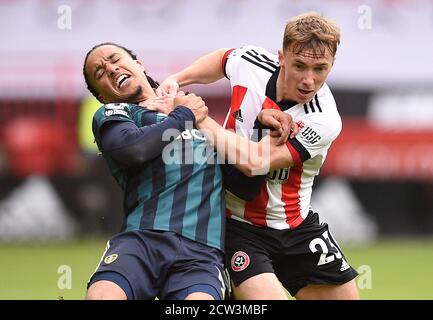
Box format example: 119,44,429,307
103,253,118,264
231,251,250,272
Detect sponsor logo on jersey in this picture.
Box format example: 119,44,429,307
104,103,129,117
105,109,128,117
105,103,129,110
231,251,250,272
267,168,289,184
104,253,118,264
340,258,350,272
232,109,244,122
296,120,305,129
301,126,322,144
175,128,207,141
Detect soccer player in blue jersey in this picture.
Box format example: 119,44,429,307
83,43,227,300
82,43,296,300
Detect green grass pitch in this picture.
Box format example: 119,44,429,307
0,238,432,300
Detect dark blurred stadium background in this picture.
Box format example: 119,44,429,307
0,0,432,299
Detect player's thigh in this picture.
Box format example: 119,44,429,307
274,212,359,297
232,273,289,300
162,236,228,300
87,230,178,300
225,220,274,289
295,279,359,300
86,280,127,300
225,219,288,299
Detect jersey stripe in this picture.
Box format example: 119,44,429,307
260,53,276,62
207,167,225,249
153,160,179,230
281,163,304,229
182,157,203,240
309,100,315,112
169,163,194,233
195,163,215,245
139,161,165,230
241,55,275,73
250,48,260,55
225,85,248,130
249,49,278,68
282,144,304,228
262,96,280,110
245,51,278,70
314,94,323,112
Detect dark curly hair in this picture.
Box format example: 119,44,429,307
83,42,159,102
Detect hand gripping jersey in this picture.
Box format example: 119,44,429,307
222,45,342,230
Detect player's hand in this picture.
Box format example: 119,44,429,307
156,78,179,97
139,95,175,114
257,109,299,145
174,92,208,124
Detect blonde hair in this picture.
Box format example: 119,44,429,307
283,12,340,57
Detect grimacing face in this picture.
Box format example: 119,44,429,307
84,45,155,103
278,46,334,104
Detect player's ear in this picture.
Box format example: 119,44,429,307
278,49,285,66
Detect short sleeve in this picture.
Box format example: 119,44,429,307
92,103,135,147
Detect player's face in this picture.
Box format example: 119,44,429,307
85,45,155,103
278,46,334,103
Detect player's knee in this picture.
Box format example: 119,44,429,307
86,280,127,300
234,273,288,300
184,292,215,300
344,279,360,300
295,280,359,300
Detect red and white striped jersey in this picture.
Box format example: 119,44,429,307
222,45,342,230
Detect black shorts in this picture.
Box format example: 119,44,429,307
88,230,227,300
225,212,358,296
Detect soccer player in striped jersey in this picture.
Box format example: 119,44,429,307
83,43,227,300
82,43,295,300
158,12,359,299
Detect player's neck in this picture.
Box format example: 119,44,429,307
134,88,157,104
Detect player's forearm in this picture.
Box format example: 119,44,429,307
169,49,229,86
197,117,273,176
100,107,195,166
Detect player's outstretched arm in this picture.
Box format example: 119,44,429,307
197,117,294,177
157,48,230,96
